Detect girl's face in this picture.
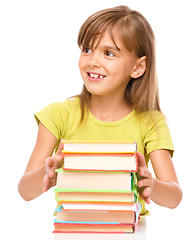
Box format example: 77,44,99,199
78,29,139,99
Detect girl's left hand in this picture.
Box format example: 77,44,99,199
137,152,153,204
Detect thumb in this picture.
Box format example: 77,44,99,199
137,152,147,169
54,139,65,168
56,139,66,155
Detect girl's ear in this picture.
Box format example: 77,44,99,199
130,56,147,79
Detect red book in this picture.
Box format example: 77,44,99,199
53,222,138,233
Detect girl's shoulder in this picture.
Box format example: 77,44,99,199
35,97,80,125
66,96,80,107
34,97,81,141
42,96,80,113
136,110,165,126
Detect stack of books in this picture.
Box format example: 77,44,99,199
53,140,141,234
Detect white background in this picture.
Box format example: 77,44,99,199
0,0,193,239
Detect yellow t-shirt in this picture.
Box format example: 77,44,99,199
35,97,174,214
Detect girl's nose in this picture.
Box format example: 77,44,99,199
88,53,101,68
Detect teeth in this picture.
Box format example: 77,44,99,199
90,73,98,78
89,73,105,79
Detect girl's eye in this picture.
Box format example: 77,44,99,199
82,47,92,54
104,51,115,57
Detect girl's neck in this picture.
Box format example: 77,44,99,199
89,94,133,122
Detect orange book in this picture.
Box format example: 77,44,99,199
53,222,138,233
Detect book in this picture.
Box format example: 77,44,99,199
53,141,141,234
55,168,138,203
53,222,137,233
56,168,134,191
62,140,137,153
55,189,137,203
62,153,138,172
54,203,141,224
61,202,138,212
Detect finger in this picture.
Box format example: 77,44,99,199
42,182,50,192
139,169,152,179
139,169,144,177
43,168,56,185
42,178,54,192
43,174,49,184
48,169,55,178
143,186,151,198
139,186,151,204
46,156,60,173
137,152,147,168
55,140,66,167
144,196,151,204
42,184,48,192
45,157,55,167
56,138,66,155
138,179,152,188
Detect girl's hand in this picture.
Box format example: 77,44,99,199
137,152,153,204
42,139,64,192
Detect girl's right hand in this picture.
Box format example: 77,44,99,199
42,139,65,192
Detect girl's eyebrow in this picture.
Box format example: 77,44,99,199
101,45,121,51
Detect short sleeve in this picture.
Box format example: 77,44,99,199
34,101,69,141
143,112,174,157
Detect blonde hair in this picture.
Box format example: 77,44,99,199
77,5,161,121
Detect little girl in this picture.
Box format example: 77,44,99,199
18,5,182,215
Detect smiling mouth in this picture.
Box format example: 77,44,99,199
87,72,106,79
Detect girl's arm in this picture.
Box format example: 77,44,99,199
18,123,64,201
137,150,182,209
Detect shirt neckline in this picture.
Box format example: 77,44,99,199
88,109,136,127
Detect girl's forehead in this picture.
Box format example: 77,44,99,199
79,16,136,54
84,26,121,50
